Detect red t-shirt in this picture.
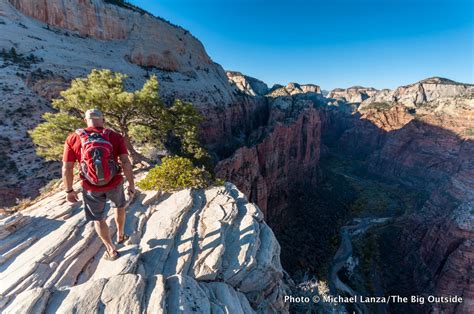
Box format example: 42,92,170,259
63,127,128,192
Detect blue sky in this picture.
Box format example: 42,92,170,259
129,0,473,90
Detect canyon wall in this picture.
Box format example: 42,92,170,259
1,0,321,222
216,106,320,225
227,71,269,96
327,86,378,103
360,77,473,108
321,92,474,312
7,0,213,72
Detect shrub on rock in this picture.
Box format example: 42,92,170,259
137,156,212,191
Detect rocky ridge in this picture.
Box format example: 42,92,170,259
1,0,235,106
359,77,474,109
8,0,214,72
227,71,269,96
0,180,289,313
327,86,378,103
0,0,323,213
266,82,321,97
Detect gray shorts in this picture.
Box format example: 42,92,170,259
82,183,127,221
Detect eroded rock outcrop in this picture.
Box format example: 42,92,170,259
267,82,321,97
227,71,269,96
327,86,378,103
0,182,289,313
7,0,215,72
360,77,474,108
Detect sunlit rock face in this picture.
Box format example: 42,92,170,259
267,82,321,97
360,77,474,108
1,1,473,311
327,86,378,103
0,182,290,313
227,71,269,96
8,0,214,72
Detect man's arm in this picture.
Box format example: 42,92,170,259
119,154,135,195
62,161,79,202
62,161,75,191
62,134,79,203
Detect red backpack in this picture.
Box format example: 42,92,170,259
76,128,119,186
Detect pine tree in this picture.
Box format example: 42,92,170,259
30,69,210,167
28,112,84,161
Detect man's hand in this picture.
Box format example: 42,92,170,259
127,185,136,198
66,190,79,203
120,154,136,199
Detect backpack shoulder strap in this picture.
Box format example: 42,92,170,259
75,128,89,145
101,128,112,141
75,128,87,136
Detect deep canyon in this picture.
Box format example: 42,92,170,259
0,1,472,313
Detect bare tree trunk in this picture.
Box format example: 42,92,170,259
123,134,153,166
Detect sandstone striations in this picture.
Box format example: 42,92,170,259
1,0,473,312
8,0,214,72
0,182,289,313
2,0,235,106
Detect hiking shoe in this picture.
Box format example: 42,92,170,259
104,250,120,261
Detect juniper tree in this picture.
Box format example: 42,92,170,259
30,69,210,167
28,112,85,160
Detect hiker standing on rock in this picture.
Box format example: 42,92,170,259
62,108,135,261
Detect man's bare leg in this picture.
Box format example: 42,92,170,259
93,220,116,255
114,207,126,242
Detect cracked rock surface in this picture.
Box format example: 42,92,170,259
0,182,289,313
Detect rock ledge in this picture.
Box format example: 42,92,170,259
0,182,289,313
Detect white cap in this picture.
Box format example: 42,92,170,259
85,108,103,119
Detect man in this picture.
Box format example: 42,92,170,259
62,108,135,261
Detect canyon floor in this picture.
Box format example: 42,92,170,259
277,151,425,313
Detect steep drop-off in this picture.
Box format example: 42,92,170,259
317,94,473,313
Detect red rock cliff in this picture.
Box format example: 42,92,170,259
322,102,474,313
8,0,213,71
216,106,320,226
